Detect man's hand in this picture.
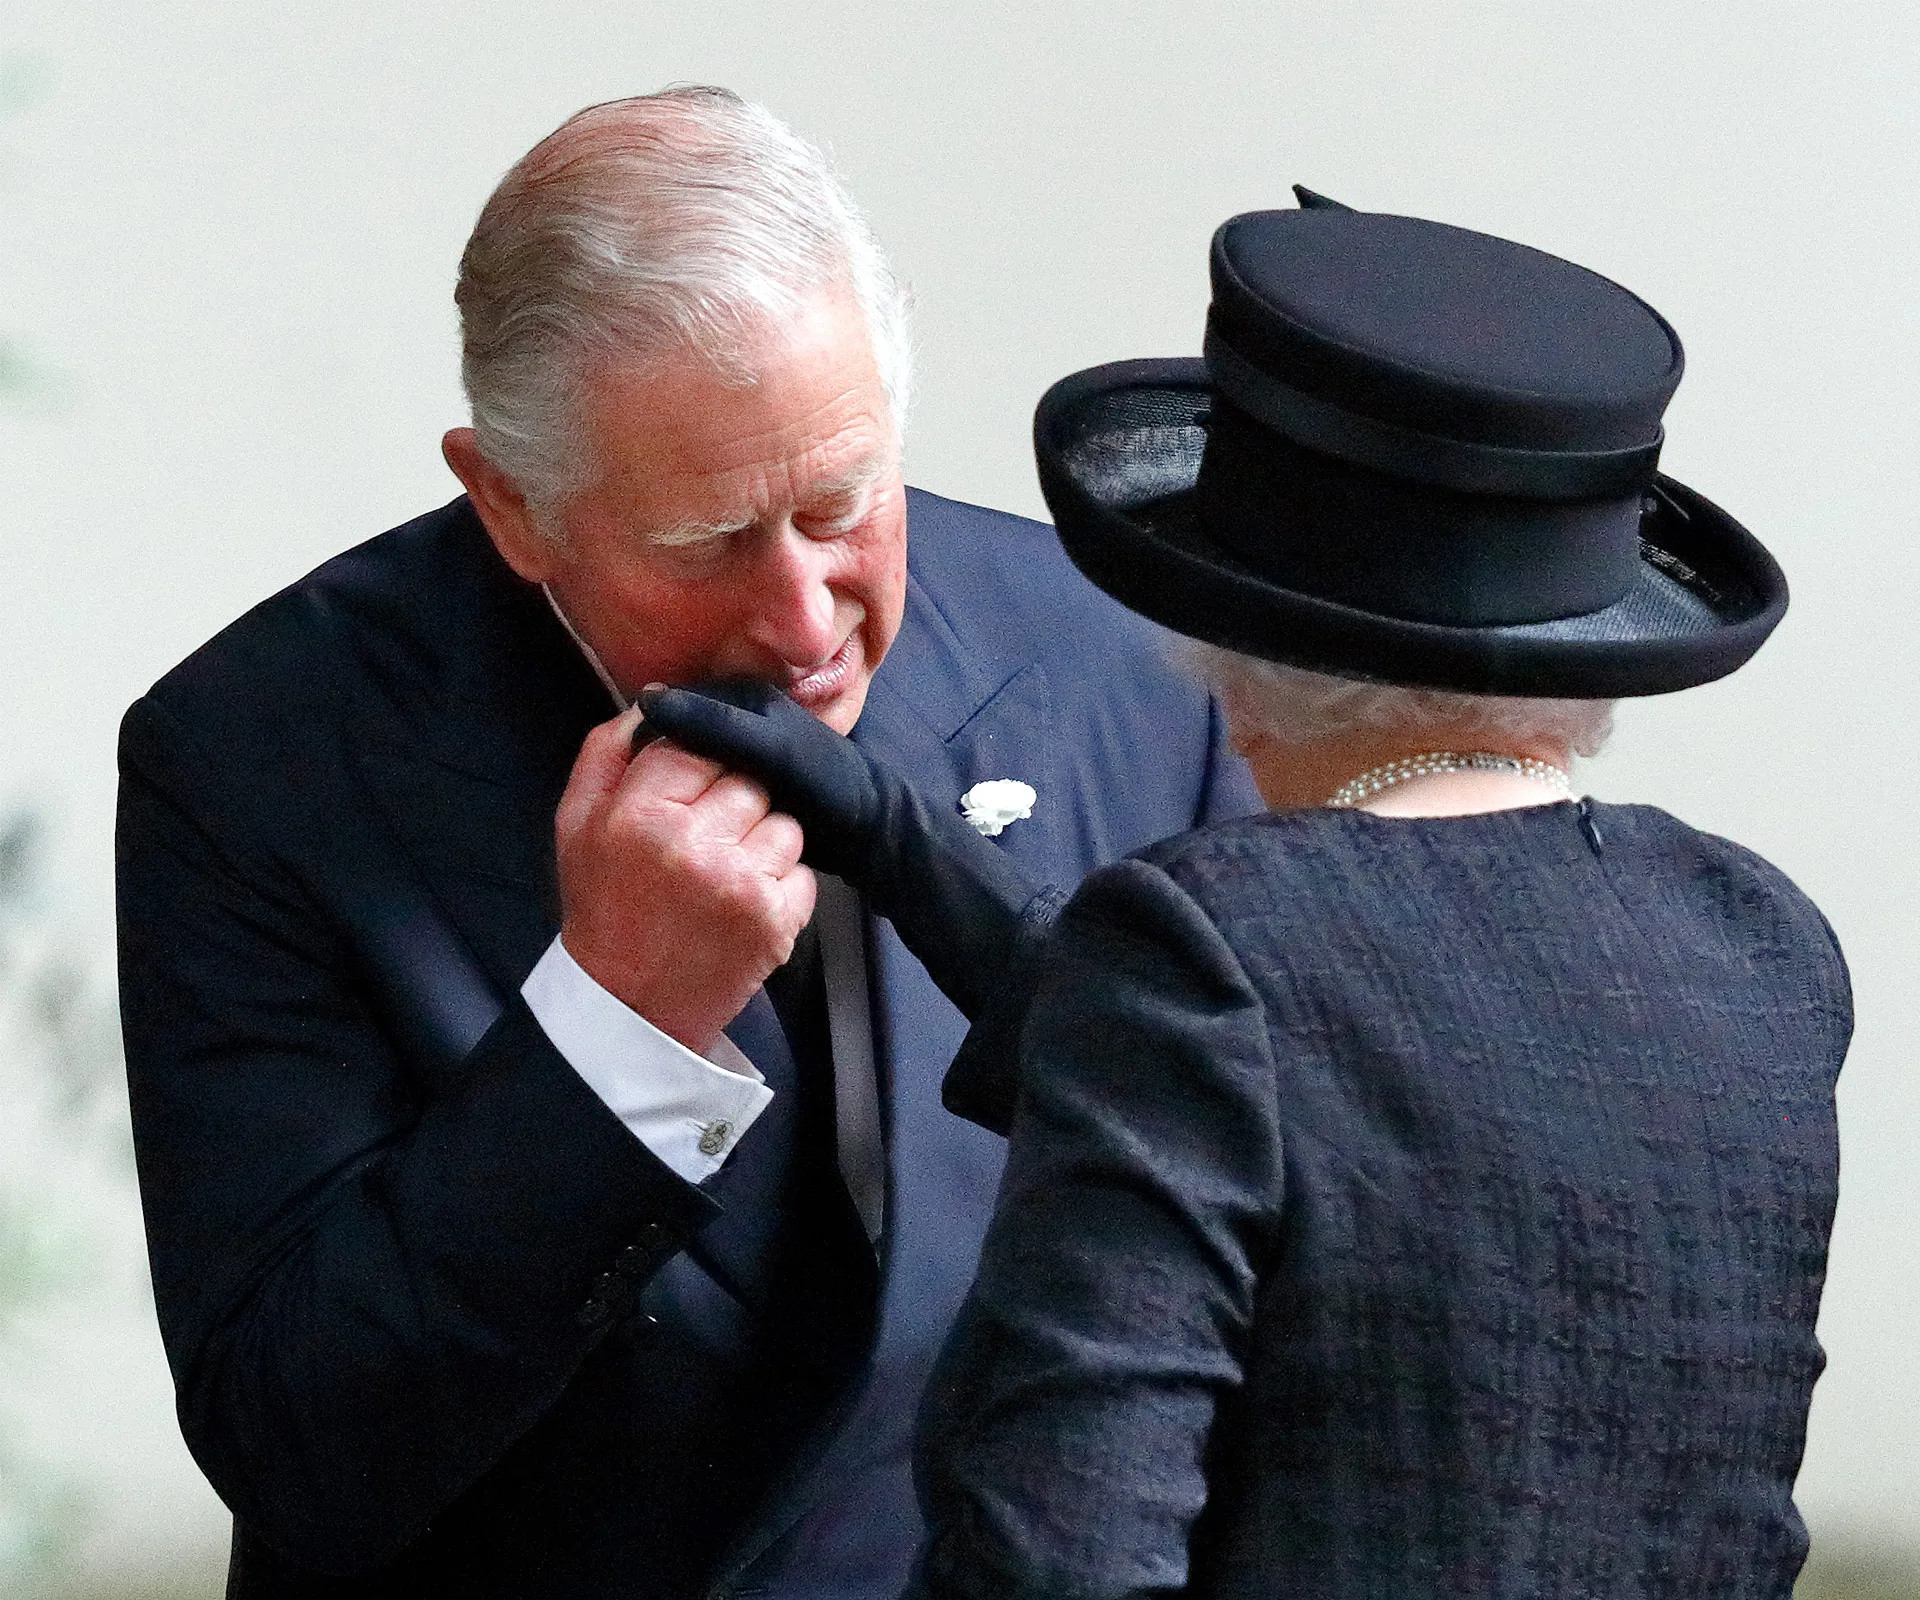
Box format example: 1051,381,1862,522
554,708,817,1054
636,684,1064,1028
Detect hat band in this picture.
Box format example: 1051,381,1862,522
1203,328,1663,502
1196,401,1647,626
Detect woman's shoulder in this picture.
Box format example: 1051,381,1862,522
1584,801,1852,1010
1101,814,1327,928
1060,813,1418,977
1582,801,1833,926
1109,800,1852,1064
1117,807,1491,927
1117,803,1846,977
1129,809,1347,882
1131,799,1826,918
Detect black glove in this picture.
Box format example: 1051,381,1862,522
635,682,1065,1033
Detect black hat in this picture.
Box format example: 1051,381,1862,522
1034,191,1787,697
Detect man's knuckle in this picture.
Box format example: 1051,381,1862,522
753,877,794,930
708,866,772,926
634,823,692,877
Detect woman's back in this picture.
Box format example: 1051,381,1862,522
917,801,1850,1600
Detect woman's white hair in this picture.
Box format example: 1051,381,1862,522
1183,642,1616,759
455,86,911,516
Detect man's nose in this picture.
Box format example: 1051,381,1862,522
746,527,842,666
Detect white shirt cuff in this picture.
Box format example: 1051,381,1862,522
521,936,774,1185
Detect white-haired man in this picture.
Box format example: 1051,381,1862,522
116,88,1258,1599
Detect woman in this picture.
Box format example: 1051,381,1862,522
643,195,1850,1599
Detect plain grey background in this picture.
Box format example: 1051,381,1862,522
1,3,1913,1588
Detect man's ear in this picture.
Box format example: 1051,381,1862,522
442,428,556,583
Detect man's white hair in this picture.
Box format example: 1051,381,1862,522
1183,643,1616,759
455,86,911,515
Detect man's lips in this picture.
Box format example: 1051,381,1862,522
784,635,862,708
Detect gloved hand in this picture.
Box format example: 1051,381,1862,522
635,682,1065,1029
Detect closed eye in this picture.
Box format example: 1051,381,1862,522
795,479,878,539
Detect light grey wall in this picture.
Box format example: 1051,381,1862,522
2,2,1914,1584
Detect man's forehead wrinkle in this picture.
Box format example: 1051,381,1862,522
654,377,887,477
640,432,891,550
808,455,892,498
690,413,888,509
575,294,900,555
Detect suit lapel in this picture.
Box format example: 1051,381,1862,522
712,559,1067,1585
854,568,1064,877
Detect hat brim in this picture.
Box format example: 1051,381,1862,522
1035,360,1788,698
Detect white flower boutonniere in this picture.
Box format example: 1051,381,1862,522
959,779,1037,837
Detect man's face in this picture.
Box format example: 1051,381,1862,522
487,298,907,735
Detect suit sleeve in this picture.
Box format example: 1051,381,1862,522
911,859,1284,1600
116,693,719,1575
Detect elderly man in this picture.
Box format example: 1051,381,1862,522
116,87,1256,1599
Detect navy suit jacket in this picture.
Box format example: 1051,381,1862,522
116,488,1258,1599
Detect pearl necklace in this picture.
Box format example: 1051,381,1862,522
1325,751,1574,810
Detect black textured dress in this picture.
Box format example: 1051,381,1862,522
912,801,1850,1600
